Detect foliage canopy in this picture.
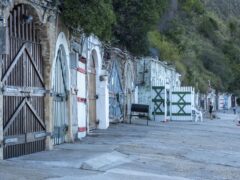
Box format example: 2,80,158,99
61,0,168,55
62,0,115,40
147,0,240,95
61,0,240,95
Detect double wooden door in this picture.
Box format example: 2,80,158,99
1,5,46,159
109,61,124,121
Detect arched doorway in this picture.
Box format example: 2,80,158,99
109,60,124,122
52,46,69,145
2,4,46,159
88,52,97,130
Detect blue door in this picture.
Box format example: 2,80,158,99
109,61,124,121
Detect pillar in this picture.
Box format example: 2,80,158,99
97,76,109,129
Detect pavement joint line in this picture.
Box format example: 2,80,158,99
117,147,240,168
136,153,239,169
79,166,106,173
146,125,240,135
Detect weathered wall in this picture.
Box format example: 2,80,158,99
136,57,181,121
75,35,109,137
137,57,181,104
76,54,87,138
104,48,137,123
137,58,151,105
0,0,79,157
218,93,232,110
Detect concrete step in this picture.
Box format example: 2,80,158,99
80,151,131,171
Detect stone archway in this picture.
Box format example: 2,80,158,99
51,32,72,145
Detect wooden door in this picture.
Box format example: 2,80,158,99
52,48,68,145
125,63,134,119
171,87,193,121
109,61,124,121
88,55,97,129
1,5,46,159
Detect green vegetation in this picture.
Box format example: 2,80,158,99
148,31,181,61
61,0,168,54
112,0,168,55
61,0,115,40
179,0,204,14
148,0,240,95
61,0,240,95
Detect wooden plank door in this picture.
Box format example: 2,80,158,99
152,86,165,121
88,55,97,130
52,48,68,145
109,61,124,121
2,5,46,159
125,63,134,120
171,87,193,121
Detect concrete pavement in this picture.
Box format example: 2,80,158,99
0,112,240,180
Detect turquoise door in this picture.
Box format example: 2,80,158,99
109,61,124,121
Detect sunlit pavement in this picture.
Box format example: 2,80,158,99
0,112,240,180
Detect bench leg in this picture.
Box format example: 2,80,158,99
130,114,132,124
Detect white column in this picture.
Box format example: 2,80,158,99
77,62,87,139
96,76,109,129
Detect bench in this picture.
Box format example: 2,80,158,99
130,104,150,125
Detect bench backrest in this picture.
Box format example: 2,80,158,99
131,104,149,113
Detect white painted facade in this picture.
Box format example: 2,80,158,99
137,57,181,103
77,58,87,138
50,32,109,141
137,57,181,121
218,93,232,110
76,36,109,139
171,86,195,121
207,90,217,111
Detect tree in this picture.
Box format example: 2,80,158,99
61,0,116,40
179,0,204,14
112,0,168,55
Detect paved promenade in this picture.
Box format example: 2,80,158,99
0,112,239,180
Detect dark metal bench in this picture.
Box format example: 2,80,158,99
130,104,150,125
